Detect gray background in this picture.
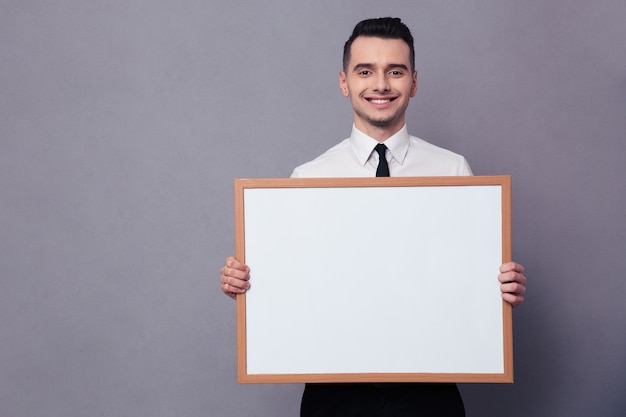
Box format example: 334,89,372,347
1,1,625,416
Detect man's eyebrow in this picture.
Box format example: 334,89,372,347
351,63,410,72
352,63,375,72
387,63,410,71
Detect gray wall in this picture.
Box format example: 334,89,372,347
1,1,625,416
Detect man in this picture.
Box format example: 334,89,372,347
220,17,527,417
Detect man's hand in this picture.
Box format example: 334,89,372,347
220,256,251,300
499,261,527,307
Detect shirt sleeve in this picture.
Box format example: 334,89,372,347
462,158,473,176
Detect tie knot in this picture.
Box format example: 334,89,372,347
374,143,388,157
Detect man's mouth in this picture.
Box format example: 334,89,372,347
367,97,396,104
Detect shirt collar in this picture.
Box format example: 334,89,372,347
350,124,410,166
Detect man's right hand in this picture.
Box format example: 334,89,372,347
220,256,251,300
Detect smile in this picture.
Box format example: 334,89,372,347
367,98,396,104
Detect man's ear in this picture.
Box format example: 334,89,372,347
339,71,349,97
410,70,418,97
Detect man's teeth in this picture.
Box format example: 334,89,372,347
370,99,391,104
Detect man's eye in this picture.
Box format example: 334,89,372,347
390,71,402,76
359,70,371,75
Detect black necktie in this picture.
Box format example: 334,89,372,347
374,143,390,177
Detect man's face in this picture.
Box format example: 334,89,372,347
340,36,418,139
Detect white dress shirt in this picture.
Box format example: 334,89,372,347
291,125,472,178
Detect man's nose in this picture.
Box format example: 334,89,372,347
372,72,390,92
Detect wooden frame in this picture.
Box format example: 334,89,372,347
235,176,512,384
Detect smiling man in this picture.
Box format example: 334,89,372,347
340,35,417,139
220,17,527,417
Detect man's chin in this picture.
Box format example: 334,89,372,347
354,109,402,130
366,117,395,128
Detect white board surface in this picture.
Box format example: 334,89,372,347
236,177,511,383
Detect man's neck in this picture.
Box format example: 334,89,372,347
354,121,405,142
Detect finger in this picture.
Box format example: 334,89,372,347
498,270,527,286
221,280,247,298
221,285,238,300
221,273,251,291
501,292,524,308
500,281,526,296
500,261,525,274
222,268,250,282
221,260,251,281
225,257,250,273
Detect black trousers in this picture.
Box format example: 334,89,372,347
300,383,465,417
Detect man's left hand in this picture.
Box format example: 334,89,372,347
499,261,527,307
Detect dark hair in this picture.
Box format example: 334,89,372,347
343,17,415,71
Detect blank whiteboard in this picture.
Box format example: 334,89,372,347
234,176,512,383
